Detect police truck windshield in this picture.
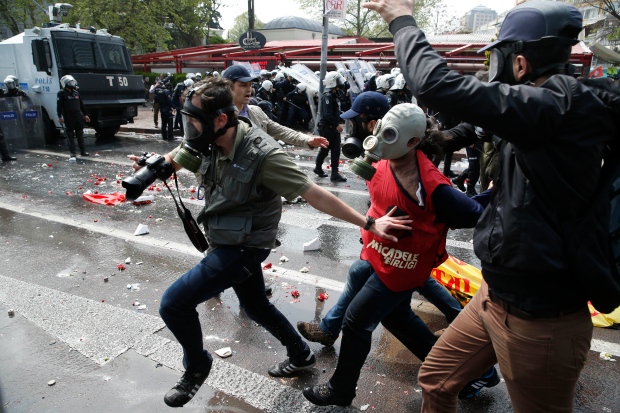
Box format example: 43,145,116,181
52,32,132,73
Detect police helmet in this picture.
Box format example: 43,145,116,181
389,73,407,91
195,73,202,80
296,83,307,94
184,79,194,88
274,72,285,82
364,72,374,82
3,76,16,90
271,70,278,76
376,74,396,91
261,80,273,93
212,71,220,78
323,71,344,89
60,75,77,89
390,67,401,76
6,74,18,84
186,73,194,79
260,69,270,78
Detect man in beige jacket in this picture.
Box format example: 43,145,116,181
223,65,329,149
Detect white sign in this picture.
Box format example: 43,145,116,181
324,0,347,20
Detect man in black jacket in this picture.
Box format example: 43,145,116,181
366,1,616,412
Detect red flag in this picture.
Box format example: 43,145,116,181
589,66,604,78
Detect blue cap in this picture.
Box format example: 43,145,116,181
222,65,256,82
478,1,582,53
341,92,389,119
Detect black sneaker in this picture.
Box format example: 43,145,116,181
330,174,347,182
444,171,458,178
297,321,337,346
313,168,328,178
451,177,466,192
164,365,212,407
302,384,354,407
268,350,315,377
2,156,17,161
80,152,90,157
458,366,500,399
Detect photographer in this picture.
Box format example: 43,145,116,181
127,78,411,408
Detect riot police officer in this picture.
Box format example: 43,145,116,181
285,83,311,130
172,79,192,131
315,71,346,182
57,75,90,159
155,83,175,141
3,76,27,97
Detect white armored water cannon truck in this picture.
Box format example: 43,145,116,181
0,3,145,142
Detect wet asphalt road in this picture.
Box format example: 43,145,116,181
0,131,619,413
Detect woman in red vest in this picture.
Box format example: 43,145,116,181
302,103,495,407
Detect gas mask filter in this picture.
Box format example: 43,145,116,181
173,88,238,173
350,104,426,181
342,116,370,159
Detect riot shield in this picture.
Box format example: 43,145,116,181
283,64,320,131
0,96,45,150
335,62,361,95
345,61,366,91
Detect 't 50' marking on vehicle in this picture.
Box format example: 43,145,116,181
105,76,129,87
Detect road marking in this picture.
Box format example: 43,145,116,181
0,275,355,412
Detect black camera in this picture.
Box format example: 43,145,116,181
122,153,175,201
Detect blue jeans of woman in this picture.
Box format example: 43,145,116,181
326,259,438,397
320,259,461,336
159,246,309,373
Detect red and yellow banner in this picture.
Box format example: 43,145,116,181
432,256,620,328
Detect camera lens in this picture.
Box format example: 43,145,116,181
122,167,157,201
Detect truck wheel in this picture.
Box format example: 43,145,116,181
95,126,120,140
43,111,60,144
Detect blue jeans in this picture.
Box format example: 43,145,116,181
159,246,309,372
320,260,461,336
324,260,439,397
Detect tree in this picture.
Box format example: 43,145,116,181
66,0,175,54
566,0,620,42
0,0,48,38
227,11,264,42
294,0,445,38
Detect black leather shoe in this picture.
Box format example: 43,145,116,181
444,171,458,178
330,174,347,182
313,168,328,178
80,152,90,157
302,384,353,407
2,156,17,161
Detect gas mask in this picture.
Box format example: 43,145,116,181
173,88,238,173
488,38,575,84
350,104,426,181
342,116,371,159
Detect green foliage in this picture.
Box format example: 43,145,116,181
227,11,264,42
0,0,48,38
294,0,445,38
207,33,229,44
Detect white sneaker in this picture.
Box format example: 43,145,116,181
68,156,76,162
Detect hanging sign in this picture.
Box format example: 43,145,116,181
238,31,266,51
325,0,347,20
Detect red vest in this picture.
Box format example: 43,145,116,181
361,151,451,292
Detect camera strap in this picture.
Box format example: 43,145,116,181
162,171,209,253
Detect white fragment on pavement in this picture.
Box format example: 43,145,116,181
125,257,131,264
361,405,369,411
279,256,289,263
136,305,147,310
134,224,149,236
48,380,56,386
303,237,321,251
600,352,616,361
299,267,309,273
214,347,233,358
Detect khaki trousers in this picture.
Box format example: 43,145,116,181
419,281,592,413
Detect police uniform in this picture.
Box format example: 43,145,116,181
172,83,186,131
155,86,174,141
316,90,343,178
57,88,88,156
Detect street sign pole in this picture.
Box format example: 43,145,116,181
315,5,329,135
